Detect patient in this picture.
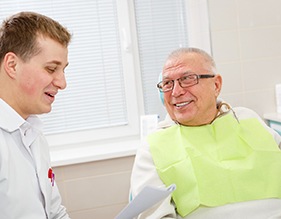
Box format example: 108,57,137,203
130,47,281,218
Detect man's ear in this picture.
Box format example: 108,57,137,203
3,52,18,79
214,74,222,97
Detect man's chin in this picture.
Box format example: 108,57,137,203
174,114,194,126
40,105,52,114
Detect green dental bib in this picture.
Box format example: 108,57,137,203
148,114,281,217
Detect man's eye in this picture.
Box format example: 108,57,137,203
46,67,56,73
181,76,190,81
163,80,173,86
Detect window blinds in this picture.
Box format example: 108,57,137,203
0,0,128,135
134,0,189,120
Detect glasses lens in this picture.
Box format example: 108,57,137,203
161,80,174,92
180,74,197,88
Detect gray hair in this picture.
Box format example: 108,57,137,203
166,47,217,74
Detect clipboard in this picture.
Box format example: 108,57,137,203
115,184,176,219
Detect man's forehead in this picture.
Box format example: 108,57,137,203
163,58,204,76
165,53,203,67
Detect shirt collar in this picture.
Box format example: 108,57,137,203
0,99,44,148
0,98,43,133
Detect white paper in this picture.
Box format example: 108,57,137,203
115,184,176,219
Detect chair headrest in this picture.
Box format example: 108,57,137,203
158,72,164,105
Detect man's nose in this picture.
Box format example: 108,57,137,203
171,79,185,96
53,72,67,90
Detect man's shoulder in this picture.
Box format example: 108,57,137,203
232,106,261,119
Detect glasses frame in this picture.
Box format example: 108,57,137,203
157,73,215,93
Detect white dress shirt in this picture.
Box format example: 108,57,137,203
0,98,70,219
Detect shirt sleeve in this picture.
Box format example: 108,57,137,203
130,138,177,219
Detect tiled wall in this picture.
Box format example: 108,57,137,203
52,1,281,218
208,0,281,116
53,156,135,219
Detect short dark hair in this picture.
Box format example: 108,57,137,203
0,11,71,63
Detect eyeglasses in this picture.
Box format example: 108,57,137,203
157,73,215,93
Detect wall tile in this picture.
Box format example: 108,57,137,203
60,156,134,180
243,89,276,116
56,181,68,206
242,58,281,90
240,27,281,60
63,171,131,212
219,93,246,108
217,62,243,94
221,90,276,117
209,0,281,116
53,166,65,182
208,0,238,31
238,0,281,28
69,203,126,219
211,30,240,62
53,156,134,218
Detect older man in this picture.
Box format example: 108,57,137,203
130,47,281,219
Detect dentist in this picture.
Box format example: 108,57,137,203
0,12,71,219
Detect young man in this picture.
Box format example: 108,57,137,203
0,12,71,218
130,48,281,218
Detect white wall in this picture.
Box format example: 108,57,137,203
208,0,281,116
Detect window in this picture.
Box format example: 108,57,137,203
0,0,210,150
134,0,211,120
